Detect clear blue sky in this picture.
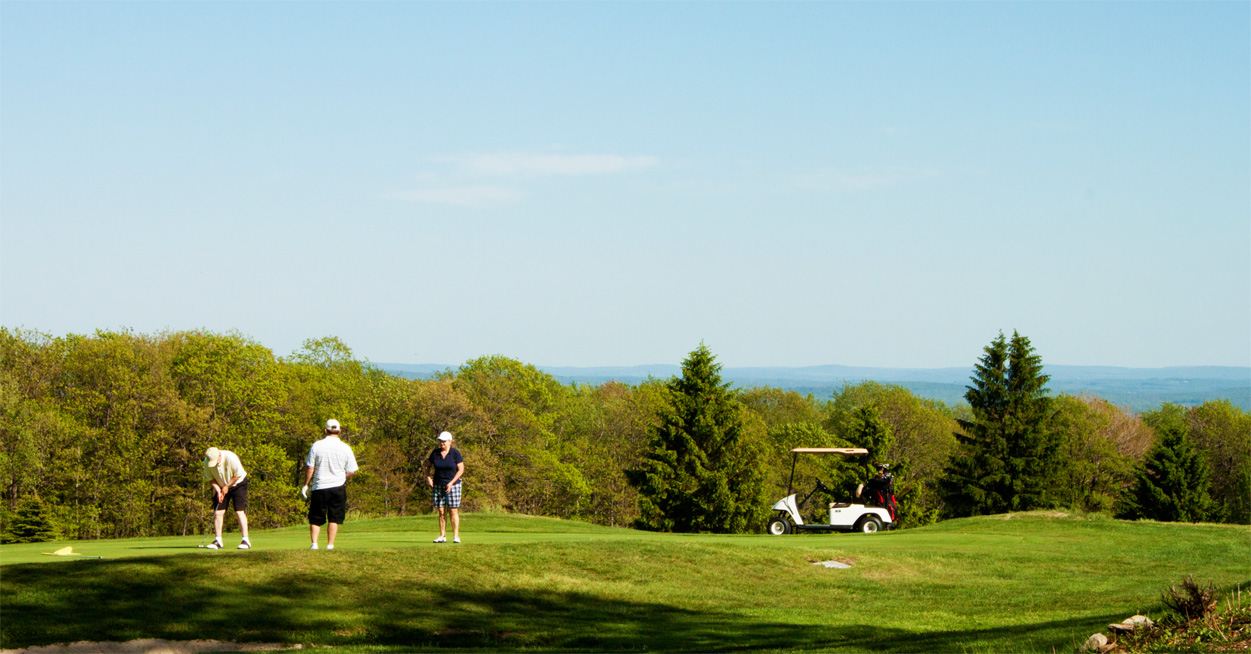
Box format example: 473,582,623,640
2,2,1248,369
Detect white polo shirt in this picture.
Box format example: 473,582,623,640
203,450,247,488
305,436,359,491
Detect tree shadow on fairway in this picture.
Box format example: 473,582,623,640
359,586,1129,653
1,555,1128,653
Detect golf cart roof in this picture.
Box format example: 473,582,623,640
789,447,869,455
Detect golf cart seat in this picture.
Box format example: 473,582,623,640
829,502,853,509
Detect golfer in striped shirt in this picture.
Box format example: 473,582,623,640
302,419,359,550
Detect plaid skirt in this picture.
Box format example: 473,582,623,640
432,481,462,508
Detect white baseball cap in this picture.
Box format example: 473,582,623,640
325,419,341,431
437,431,453,442
203,447,221,467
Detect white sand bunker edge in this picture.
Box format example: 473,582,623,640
2,639,300,654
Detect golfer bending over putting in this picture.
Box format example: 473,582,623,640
302,419,358,550
202,447,251,550
425,431,464,543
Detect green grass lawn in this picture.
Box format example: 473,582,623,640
2,512,1248,653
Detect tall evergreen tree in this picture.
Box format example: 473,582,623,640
626,344,766,533
941,331,1056,516
1120,404,1214,522
4,496,59,543
828,404,896,498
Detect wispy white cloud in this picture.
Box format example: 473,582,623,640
384,150,660,209
382,185,523,208
445,152,660,176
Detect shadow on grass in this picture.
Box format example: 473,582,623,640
2,555,1123,653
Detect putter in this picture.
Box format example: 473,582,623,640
197,481,224,548
196,478,212,548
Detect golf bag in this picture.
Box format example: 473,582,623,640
862,474,898,522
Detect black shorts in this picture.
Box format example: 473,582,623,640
308,485,347,526
210,478,249,512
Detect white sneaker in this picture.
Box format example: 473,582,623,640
433,536,446,543
326,544,334,551
310,543,318,550
453,537,460,544
206,540,222,550
237,540,251,550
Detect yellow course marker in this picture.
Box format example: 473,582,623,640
41,546,102,559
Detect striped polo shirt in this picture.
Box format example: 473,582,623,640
305,436,359,491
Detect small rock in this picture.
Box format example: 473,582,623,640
1108,614,1154,632
1083,633,1108,651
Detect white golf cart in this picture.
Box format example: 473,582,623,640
766,447,895,535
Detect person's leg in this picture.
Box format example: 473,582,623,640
308,488,329,548
324,486,347,549
437,506,447,538
213,509,226,542
231,481,250,543
451,508,459,540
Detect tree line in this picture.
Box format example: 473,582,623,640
1,328,1246,543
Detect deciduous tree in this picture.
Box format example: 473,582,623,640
1185,400,1250,524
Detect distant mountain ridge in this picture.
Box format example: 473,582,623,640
374,362,1251,412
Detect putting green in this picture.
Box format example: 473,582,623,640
1,513,755,565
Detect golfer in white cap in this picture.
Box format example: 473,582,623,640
424,431,464,543
202,447,251,550
302,419,359,550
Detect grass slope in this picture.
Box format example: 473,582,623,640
3,513,1248,653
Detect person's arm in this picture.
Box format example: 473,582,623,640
345,449,359,480
226,453,246,489
304,466,315,486
449,462,464,486
423,451,435,487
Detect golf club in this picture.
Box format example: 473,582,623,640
196,476,216,548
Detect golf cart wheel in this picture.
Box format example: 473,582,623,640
857,516,883,534
766,517,792,536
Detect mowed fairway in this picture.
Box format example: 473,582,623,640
2,513,1248,653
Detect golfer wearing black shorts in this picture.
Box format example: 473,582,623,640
302,419,359,550
202,447,251,550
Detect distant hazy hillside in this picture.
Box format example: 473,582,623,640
375,363,1251,412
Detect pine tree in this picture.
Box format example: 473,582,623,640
1121,405,1214,522
626,344,766,533
829,404,895,497
5,496,59,543
1004,330,1060,508
941,331,1056,516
